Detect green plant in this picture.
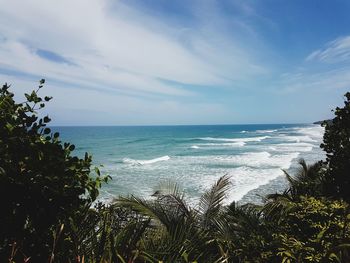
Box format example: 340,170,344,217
117,175,231,262
0,80,109,261
273,196,350,262
321,92,350,202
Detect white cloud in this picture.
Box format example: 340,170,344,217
274,35,350,95
278,68,350,94
306,36,350,63
0,0,265,99
1,0,286,125
0,39,192,97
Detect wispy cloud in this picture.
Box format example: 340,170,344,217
0,0,265,98
278,67,350,94
1,75,230,126
273,34,350,95
306,36,350,63
0,0,269,124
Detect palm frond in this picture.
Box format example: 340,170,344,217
110,219,150,261
262,195,296,222
117,196,168,225
216,202,264,245
198,175,231,229
281,159,324,199
152,180,182,197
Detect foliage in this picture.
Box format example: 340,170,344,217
116,176,231,262
64,202,150,262
282,159,326,199
0,81,109,261
271,196,350,262
321,92,350,202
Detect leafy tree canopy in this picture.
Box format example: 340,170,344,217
0,80,109,261
321,92,350,201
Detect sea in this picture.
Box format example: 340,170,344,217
55,124,325,205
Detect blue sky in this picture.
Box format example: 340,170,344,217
0,0,350,125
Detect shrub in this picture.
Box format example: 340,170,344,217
0,80,109,261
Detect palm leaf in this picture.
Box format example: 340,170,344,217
198,175,231,229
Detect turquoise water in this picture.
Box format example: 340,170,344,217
55,124,325,204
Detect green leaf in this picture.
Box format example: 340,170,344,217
43,116,51,123
5,123,13,131
94,167,101,176
43,128,51,134
24,93,31,101
68,144,75,151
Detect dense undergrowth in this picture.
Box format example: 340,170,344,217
0,81,349,262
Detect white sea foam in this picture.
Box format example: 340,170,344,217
221,126,325,202
269,142,314,152
213,151,299,169
199,136,269,143
226,167,284,203
255,129,278,133
294,126,324,139
183,151,300,204
183,151,297,203
190,145,200,149
280,135,317,143
200,142,246,147
222,152,299,202
123,155,170,165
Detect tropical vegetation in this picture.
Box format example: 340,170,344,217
0,81,349,262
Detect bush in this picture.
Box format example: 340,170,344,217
273,196,350,262
0,80,109,261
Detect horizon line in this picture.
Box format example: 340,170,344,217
50,122,316,128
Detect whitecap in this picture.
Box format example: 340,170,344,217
226,167,285,203
255,129,278,133
213,151,299,169
269,142,314,152
281,135,317,143
199,136,269,143
122,155,170,165
190,145,200,149
293,126,324,139
223,152,299,203
200,142,246,147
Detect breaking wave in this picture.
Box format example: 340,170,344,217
123,155,170,165
199,136,269,143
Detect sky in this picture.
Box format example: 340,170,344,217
1,0,350,125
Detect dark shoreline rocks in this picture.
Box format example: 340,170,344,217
313,119,333,125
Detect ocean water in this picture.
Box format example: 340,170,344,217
55,124,325,205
